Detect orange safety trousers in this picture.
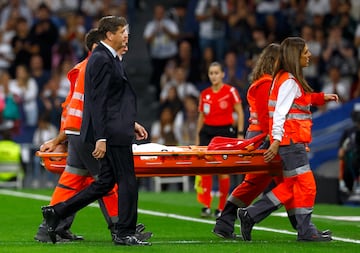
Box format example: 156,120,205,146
197,175,230,211
271,170,316,209
49,170,118,218
230,173,274,206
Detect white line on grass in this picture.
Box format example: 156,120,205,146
1,189,359,244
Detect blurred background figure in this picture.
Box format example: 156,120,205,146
143,3,179,98
31,112,58,188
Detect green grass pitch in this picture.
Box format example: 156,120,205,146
0,188,359,253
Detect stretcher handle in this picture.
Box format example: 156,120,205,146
36,151,68,158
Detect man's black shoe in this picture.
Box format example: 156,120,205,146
134,223,153,241
113,235,152,246
41,206,61,244
319,229,332,236
111,223,152,242
136,223,146,233
237,208,255,241
135,231,153,241
34,229,70,243
57,229,84,241
297,232,332,242
212,228,241,240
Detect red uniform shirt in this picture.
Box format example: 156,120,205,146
199,84,241,126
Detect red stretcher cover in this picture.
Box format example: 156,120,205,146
36,133,282,177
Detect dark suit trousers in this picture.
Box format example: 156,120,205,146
53,145,138,237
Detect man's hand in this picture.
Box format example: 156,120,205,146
134,122,148,140
92,140,106,159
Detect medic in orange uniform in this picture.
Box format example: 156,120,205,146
237,37,338,242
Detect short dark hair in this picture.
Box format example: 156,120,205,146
85,28,100,51
98,16,128,40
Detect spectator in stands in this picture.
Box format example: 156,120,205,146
195,0,228,62
151,106,178,146
160,65,199,103
354,22,360,61
173,95,198,146
318,65,350,113
350,66,360,99
10,16,38,77
337,0,357,42
321,24,357,78
227,0,254,52
80,0,104,28
29,3,59,71
39,73,63,129
244,27,269,73
263,13,290,43
301,24,322,92
166,1,188,42
159,85,183,118
0,0,33,30
223,50,247,91
0,71,20,135
160,59,177,90
198,46,215,90
143,3,179,97
29,54,51,99
323,0,342,29
9,64,38,129
57,12,86,64
350,0,360,21
56,59,72,102
0,29,14,72
175,40,200,84
306,0,330,18
31,112,58,188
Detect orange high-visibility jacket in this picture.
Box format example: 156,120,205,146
60,57,89,131
268,71,312,145
247,74,272,133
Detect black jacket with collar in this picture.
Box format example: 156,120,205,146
81,43,137,146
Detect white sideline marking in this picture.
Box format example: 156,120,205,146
1,189,359,244
273,212,360,222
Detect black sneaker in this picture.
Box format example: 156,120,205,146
237,208,255,241
201,207,212,218
34,230,70,243
319,229,332,236
113,235,152,246
212,228,241,240
57,230,84,241
41,206,61,244
214,209,222,219
297,232,332,242
111,223,153,242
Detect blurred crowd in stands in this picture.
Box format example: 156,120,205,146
145,0,360,147
0,0,360,187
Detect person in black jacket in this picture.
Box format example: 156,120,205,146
41,16,151,246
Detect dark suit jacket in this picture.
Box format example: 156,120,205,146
81,43,137,146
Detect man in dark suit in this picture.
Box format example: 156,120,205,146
41,16,151,246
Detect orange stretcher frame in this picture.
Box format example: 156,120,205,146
35,147,282,177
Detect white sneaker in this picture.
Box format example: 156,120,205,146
339,180,349,193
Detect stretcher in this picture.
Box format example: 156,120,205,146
35,134,282,177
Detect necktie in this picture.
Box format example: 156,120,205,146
115,56,125,76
